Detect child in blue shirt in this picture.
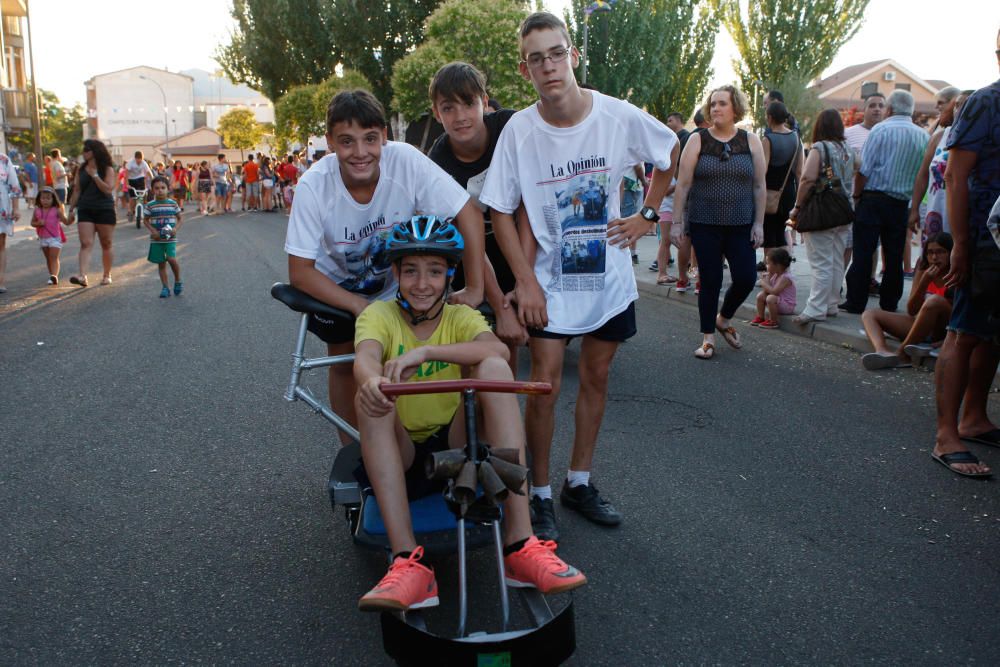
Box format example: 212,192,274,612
144,176,183,298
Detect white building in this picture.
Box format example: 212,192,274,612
183,68,274,130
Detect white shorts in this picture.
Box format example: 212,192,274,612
39,236,63,249
25,183,38,200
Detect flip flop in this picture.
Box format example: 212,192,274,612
862,352,905,370
961,428,1000,449
656,275,677,285
694,342,715,360
715,324,742,349
931,451,992,478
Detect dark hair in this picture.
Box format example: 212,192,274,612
83,139,113,177
667,112,686,123
766,101,789,124
151,175,170,189
921,232,954,267
810,108,846,143
519,12,572,58
863,92,885,102
217,153,226,160
766,247,792,268
693,109,706,125
200,160,208,167
767,90,784,102
326,89,386,134
430,62,487,106
35,186,62,210
134,150,143,158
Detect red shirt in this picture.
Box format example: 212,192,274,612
278,162,297,184
243,161,259,183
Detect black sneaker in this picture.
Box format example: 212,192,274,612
837,301,865,314
560,482,622,526
529,496,559,542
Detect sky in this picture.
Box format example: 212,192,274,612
28,0,1000,110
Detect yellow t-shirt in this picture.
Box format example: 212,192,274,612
354,300,491,442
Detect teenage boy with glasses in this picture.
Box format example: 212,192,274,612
480,12,678,540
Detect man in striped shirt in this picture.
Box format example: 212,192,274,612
842,89,928,313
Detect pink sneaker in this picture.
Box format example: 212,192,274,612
504,537,587,595
358,546,439,612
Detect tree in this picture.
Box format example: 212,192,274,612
274,70,372,148
392,0,536,122
217,107,265,161
216,0,340,101
566,0,718,122
713,0,869,121
7,90,86,157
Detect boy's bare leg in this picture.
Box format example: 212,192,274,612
158,262,168,285
525,337,567,487
568,336,619,473
327,341,358,445
472,356,532,546
167,257,181,282
356,397,417,554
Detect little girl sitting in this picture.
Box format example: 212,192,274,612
30,186,70,285
751,248,796,329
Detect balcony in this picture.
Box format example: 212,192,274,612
2,88,32,130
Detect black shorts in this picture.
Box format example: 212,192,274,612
452,228,516,294
529,300,637,342
76,207,117,225
127,178,146,198
306,311,356,345
354,422,451,501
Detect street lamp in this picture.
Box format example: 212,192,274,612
138,74,169,161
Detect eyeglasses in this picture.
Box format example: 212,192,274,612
523,47,571,69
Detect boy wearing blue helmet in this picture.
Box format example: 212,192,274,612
353,216,586,612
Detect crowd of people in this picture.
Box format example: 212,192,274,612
0,146,310,292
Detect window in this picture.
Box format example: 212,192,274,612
860,82,879,98
4,17,21,37
4,46,24,89
894,83,911,91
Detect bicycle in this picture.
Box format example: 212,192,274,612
130,187,148,229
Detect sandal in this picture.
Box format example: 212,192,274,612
715,322,742,349
656,275,677,285
694,342,715,359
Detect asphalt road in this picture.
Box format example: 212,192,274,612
2,209,999,665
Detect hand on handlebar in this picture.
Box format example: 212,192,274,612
382,347,427,384
358,376,395,418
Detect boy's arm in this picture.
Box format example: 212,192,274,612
354,339,394,418
288,255,369,317
483,255,527,346
449,199,486,308
382,332,508,383
492,208,547,329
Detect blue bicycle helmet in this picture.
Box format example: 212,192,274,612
385,215,464,265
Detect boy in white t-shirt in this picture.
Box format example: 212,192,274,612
479,12,677,540
284,89,487,442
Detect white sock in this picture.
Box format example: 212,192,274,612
530,484,552,501
566,470,590,488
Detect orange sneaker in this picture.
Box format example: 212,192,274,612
358,546,439,612
504,537,587,594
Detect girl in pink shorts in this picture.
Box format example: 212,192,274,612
30,186,70,285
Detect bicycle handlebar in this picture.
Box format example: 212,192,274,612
380,379,552,397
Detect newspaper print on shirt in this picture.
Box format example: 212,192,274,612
540,154,611,292
338,215,393,295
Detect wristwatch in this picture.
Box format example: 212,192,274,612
639,205,660,224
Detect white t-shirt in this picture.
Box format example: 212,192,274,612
50,160,67,189
284,141,470,301
211,162,231,182
480,91,676,334
844,123,871,156
126,158,152,181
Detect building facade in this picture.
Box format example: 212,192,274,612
0,0,32,156
810,59,953,123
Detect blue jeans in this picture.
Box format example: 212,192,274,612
621,189,641,217
688,223,757,334
845,191,908,311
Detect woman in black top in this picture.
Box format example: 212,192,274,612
672,86,767,359
761,102,803,255
68,139,117,287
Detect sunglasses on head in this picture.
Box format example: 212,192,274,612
720,142,732,162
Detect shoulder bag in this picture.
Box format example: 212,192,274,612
796,142,855,233
765,135,799,214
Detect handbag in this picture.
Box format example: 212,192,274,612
765,135,799,214
796,142,855,233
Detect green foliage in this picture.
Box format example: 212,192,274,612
335,0,444,112
768,70,824,139
217,107,265,159
567,0,718,122
274,70,372,147
392,0,535,121
713,0,869,121
7,89,85,157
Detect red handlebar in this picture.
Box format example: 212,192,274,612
379,379,552,397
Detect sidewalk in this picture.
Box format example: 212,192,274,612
630,232,999,388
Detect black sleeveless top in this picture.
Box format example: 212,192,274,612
687,129,755,227
77,168,115,210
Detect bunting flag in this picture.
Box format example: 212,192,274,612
584,0,616,16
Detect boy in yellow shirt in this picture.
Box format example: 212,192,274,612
353,215,586,612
